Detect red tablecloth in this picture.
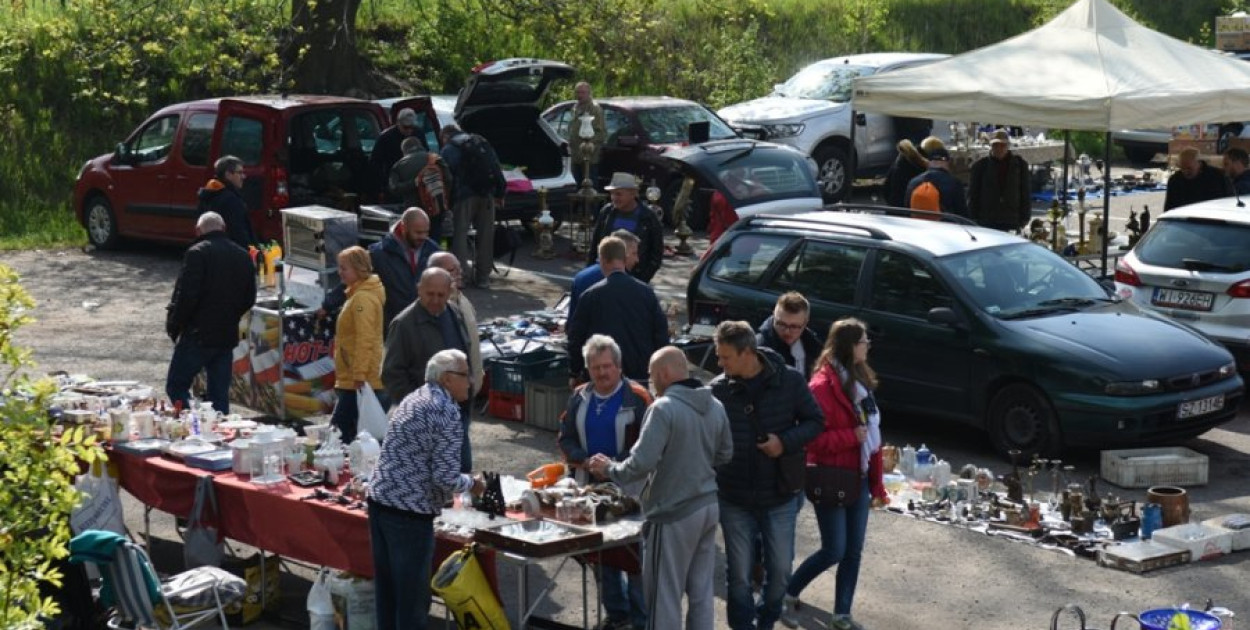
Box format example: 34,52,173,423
111,448,496,590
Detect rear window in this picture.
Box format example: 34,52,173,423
715,150,818,203
707,233,794,285
180,113,216,167
221,117,264,165
1135,218,1250,272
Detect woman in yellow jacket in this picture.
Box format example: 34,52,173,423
330,246,388,442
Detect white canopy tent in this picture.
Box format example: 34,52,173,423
852,0,1250,271
852,0,1250,130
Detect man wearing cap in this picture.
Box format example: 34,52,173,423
969,129,1032,231
904,145,968,218
372,108,426,202
590,172,665,283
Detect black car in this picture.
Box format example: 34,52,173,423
542,96,738,219
688,206,1244,458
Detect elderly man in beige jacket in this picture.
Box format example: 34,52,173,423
427,251,482,471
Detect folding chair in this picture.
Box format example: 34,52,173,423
90,539,247,630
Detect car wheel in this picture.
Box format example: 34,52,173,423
987,383,1061,460
85,196,119,249
813,145,850,202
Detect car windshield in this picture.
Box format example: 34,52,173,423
711,149,818,203
1133,218,1250,272
776,64,872,101
936,243,1110,318
635,106,737,144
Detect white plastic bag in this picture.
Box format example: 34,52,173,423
70,461,125,535
307,568,336,630
328,571,376,630
358,383,389,441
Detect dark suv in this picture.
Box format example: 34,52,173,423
688,206,1244,458
73,95,407,247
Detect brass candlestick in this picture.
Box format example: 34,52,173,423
671,176,696,256
532,188,556,259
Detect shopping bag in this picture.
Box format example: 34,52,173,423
432,543,510,630
222,553,280,625
327,572,376,630
358,382,389,441
183,475,224,568
307,568,336,630
70,460,125,535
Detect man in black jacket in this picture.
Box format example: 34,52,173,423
196,155,257,248
710,321,823,630
904,147,968,218
165,212,257,413
756,291,822,380
567,236,669,386
1165,147,1234,211
589,172,665,283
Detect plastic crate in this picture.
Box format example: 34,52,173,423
488,350,568,395
489,391,525,421
1100,446,1208,488
525,379,571,432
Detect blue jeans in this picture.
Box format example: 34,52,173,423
369,502,435,630
165,332,232,414
600,567,646,628
720,495,801,630
787,484,871,616
331,387,390,444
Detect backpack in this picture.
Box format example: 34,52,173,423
415,154,450,218
455,133,498,195
909,176,943,219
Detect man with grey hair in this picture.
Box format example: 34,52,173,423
568,229,640,319
165,211,256,414
372,107,426,201
588,346,733,630
558,333,652,630
383,267,468,405
710,320,823,630
368,348,484,630
428,250,481,472
197,154,256,248
567,236,669,386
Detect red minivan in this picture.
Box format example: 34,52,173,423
73,95,435,248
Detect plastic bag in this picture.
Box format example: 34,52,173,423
358,382,389,442
431,544,510,630
183,475,224,568
327,572,376,630
70,460,125,535
307,568,336,630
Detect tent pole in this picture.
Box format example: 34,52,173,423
1062,130,1071,212
848,109,858,195
1101,130,1112,276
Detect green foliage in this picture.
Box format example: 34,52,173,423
0,263,105,627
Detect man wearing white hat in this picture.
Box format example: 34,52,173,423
589,172,665,283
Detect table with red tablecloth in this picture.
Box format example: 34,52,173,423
109,448,496,591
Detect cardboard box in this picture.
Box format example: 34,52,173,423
1201,514,1250,551
1215,15,1250,33
1152,523,1233,561
1217,31,1243,51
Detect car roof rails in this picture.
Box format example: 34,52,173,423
823,202,980,226
747,213,891,241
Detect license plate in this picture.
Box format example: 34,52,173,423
1177,394,1224,419
1151,288,1214,311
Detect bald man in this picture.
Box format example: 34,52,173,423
588,346,733,630
1164,147,1233,211
567,81,607,185
382,267,468,405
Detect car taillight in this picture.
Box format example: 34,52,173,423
1114,259,1141,287
1228,279,1250,298
270,166,289,209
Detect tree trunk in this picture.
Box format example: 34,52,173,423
286,0,367,95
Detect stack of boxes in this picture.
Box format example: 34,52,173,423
1216,15,1250,52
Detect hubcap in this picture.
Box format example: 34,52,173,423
1001,403,1041,448
821,158,845,196
88,204,111,244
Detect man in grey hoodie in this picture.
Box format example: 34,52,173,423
588,346,733,630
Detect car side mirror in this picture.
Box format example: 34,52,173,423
114,142,131,164
616,135,640,148
926,306,962,327
855,112,867,127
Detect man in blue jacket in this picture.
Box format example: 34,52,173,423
904,147,968,218
710,321,823,630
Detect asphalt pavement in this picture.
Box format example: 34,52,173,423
7,169,1249,629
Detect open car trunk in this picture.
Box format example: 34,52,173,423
284,107,381,208
459,106,563,180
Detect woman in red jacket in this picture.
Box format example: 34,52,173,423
781,317,887,630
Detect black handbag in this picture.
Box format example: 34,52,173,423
804,465,862,507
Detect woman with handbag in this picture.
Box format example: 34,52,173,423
330,246,389,442
781,318,887,630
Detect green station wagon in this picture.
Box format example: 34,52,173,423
688,207,1244,458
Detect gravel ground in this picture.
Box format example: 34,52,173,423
6,182,1249,629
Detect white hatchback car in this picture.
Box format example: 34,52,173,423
1114,198,1250,370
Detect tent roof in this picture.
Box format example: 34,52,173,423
852,0,1250,131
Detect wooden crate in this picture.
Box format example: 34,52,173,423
1098,540,1191,574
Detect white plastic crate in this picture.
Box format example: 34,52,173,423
1100,447,1208,488
1151,523,1233,561
524,379,570,432
1202,514,1250,551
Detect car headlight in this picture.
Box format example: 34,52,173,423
1219,362,1236,379
763,123,805,139
1104,379,1161,395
